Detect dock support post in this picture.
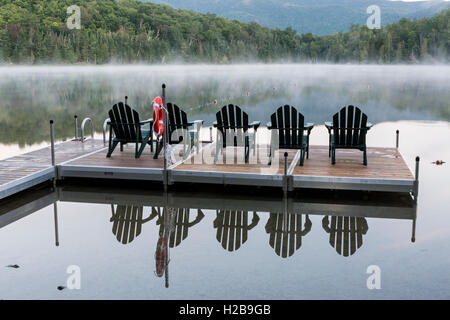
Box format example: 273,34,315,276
74,115,78,140
283,152,288,194
210,126,213,143
54,202,59,247
50,120,57,186
162,84,168,192
414,156,420,203
396,130,399,149
125,96,128,105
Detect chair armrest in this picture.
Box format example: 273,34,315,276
266,122,273,129
305,123,314,134
250,121,261,131
324,122,333,133
187,120,204,126
140,118,153,124
366,122,373,130
213,121,218,128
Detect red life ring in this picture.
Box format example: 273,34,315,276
152,96,164,139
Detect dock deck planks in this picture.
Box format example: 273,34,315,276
0,139,106,200
292,146,414,180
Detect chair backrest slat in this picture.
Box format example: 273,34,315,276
339,107,346,145
167,103,176,130
174,104,182,128
284,105,291,146
221,106,229,129
333,112,339,144
228,104,235,128
276,107,284,145
298,112,304,147
126,105,137,141
119,103,132,140
346,105,354,145
291,107,297,146
108,108,119,139
132,110,140,140
360,113,368,145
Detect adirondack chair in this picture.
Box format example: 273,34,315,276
322,216,368,257
325,105,372,165
110,204,158,244
265,213,311,258
153,103,204,160
267,105,314,166
213,104,260,163
155,207,205,248
213,210,260,252
106,102,153,158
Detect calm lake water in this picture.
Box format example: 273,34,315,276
0,65,449,299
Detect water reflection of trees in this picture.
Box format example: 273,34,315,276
0,69,448,146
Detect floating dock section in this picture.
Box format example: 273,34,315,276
0,131,419,201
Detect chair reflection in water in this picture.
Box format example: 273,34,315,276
213,210,260,251
110,205,158,244
322,216,369,257
265,213,312,258
154,207,204,288
155,207,205,248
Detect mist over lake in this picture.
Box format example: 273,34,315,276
0,64,448,147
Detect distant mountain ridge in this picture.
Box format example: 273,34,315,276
148,0,450,35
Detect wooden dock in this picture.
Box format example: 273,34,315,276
0,133,418,201
0,139,106,200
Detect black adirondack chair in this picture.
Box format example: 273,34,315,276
213,104,260,163
213,210,260,252
106,102,153,158
265,213,312,258
322,216,368,257
325,105,372,165
110,204,158,244
267,105,314,166
153,103,203,159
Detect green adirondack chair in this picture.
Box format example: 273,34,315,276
153,103,203,159
213,104,260,163
267,105,314,166
325,105,372,165
106,102,153,158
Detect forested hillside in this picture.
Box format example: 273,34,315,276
150,0,450,35
0,0,448,64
